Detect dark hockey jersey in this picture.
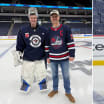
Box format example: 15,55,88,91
45,24,75,61
16,24,48,61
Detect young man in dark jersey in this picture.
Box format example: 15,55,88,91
15,7,48,93
46,10,75,103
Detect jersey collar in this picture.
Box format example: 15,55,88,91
51,24,62,31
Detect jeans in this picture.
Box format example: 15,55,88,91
50,59,71,94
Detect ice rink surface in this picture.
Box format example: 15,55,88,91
0,39,92,104
93,66,104,104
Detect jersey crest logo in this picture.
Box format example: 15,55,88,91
51,35,63,49
29,35,41,48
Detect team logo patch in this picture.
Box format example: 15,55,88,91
70,34,73,40
29,35,41,48
51,35,63,49
25,33,29,38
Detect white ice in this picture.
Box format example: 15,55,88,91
93,66,104,104
0,40,92,104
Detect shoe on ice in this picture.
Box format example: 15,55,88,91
20,80,31,93
65,93,75,103
48,90,58,97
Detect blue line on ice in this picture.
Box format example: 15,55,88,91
0,43,15,58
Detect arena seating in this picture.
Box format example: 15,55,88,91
93,0,104,35
0,22,11,36
0,22,92,36
11,23,29,35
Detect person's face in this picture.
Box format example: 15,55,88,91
50,14,60,24
29,15,37,27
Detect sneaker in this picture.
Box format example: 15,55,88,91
39,79,48,92
48,90,58,97
65,93,75,103
20,80,31,93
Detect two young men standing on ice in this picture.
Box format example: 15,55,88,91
15,7,75,103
